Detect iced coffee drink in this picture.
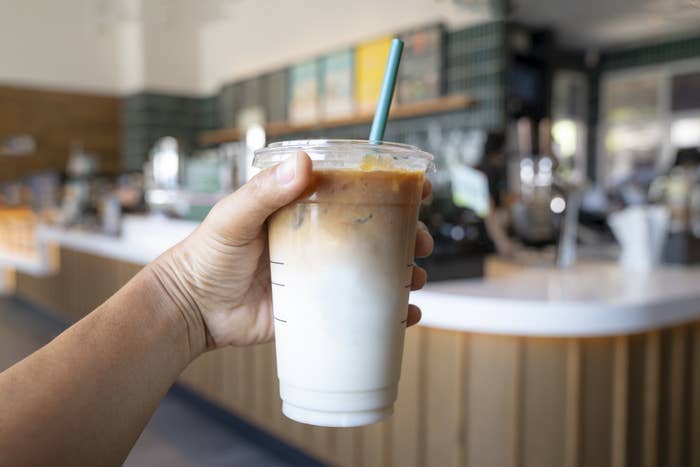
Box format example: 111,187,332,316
253,140,432,427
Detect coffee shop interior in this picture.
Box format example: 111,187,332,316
4,0,700,466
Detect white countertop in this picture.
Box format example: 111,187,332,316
5,215,700,337
413,262,700,337
37,215,199,265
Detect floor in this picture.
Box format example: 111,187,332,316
0,297,300,467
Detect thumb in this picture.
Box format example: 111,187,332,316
204,151,312,244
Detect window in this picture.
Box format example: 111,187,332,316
599,61,700,185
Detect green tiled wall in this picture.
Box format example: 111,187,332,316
445,21,506,129
121,92,219,171
122,20,508,170
601,34,700,71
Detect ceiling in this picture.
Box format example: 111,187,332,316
511,0,700,50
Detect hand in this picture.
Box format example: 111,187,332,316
151,151,434,358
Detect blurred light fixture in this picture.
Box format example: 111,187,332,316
670,117,700,148
550,196,566,214
245,124,266,182
552,119,578,158
450,225,466,241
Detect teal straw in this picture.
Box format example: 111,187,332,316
369,38,404,143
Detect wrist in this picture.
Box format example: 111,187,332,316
144,250,209,362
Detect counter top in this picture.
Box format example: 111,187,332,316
413,262,700,337
6,215,700,337
37,215,199,265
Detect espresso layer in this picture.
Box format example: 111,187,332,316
298,169,424,205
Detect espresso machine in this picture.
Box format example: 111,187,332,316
510,118,559,246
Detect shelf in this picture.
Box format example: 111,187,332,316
199,94,474,145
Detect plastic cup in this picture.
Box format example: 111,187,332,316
253,139,433,427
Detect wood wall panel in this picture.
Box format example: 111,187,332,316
690,325,700,467
424,328,463,467
391,324,422,467
466,334,520,467
666,328,686,467
564,340,581,467
610,336,629,467
522,338,568,467
0,85,121,182
15,246,700,467
580,338,614,467
644,331,661,467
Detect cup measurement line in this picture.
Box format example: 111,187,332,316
271,281,286,287
270,260,285,265
274,316,287,323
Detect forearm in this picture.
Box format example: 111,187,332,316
0,263,200,467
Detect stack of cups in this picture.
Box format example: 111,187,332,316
608,205,670,271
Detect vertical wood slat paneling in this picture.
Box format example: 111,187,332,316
425,328,464,467
334,427,360,467
644,331,661,467
361,419,388,467
307,424,335,465
236,345,255,420
392,326,423,467
580,338,615,467
624,334,646,467
0,85,121,182
253,342,275,425
667,327,686,467
642,331,661,467
522,338,568,467
218,346,237,414
266,358,288,439
206,349,224,403
691,324,700,467
564,340,581,467
17,249,700,467
466,334,520,467
610,336,628,467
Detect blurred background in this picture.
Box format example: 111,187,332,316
4,1,700,466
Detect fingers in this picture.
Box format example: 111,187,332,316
410,265,427,290
421,179,432,200
406,304,422,327
205,151,313,244
415,221,434,258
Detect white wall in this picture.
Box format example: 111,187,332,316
140,0,202,95
0,0,141,94
0,0,491,95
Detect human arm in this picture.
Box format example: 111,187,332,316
0,152,433,466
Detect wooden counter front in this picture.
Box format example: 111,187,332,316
15,247,700,467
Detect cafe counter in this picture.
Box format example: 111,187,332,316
5,215,700,467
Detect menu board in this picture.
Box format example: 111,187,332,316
398,25,443,104
321,49,354,119
355,36,392,113
289,60,322,124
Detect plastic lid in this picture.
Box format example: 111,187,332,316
253,139,434,172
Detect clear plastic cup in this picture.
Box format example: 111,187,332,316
253,139,433,427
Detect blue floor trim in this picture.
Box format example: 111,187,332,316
168,383,329,467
